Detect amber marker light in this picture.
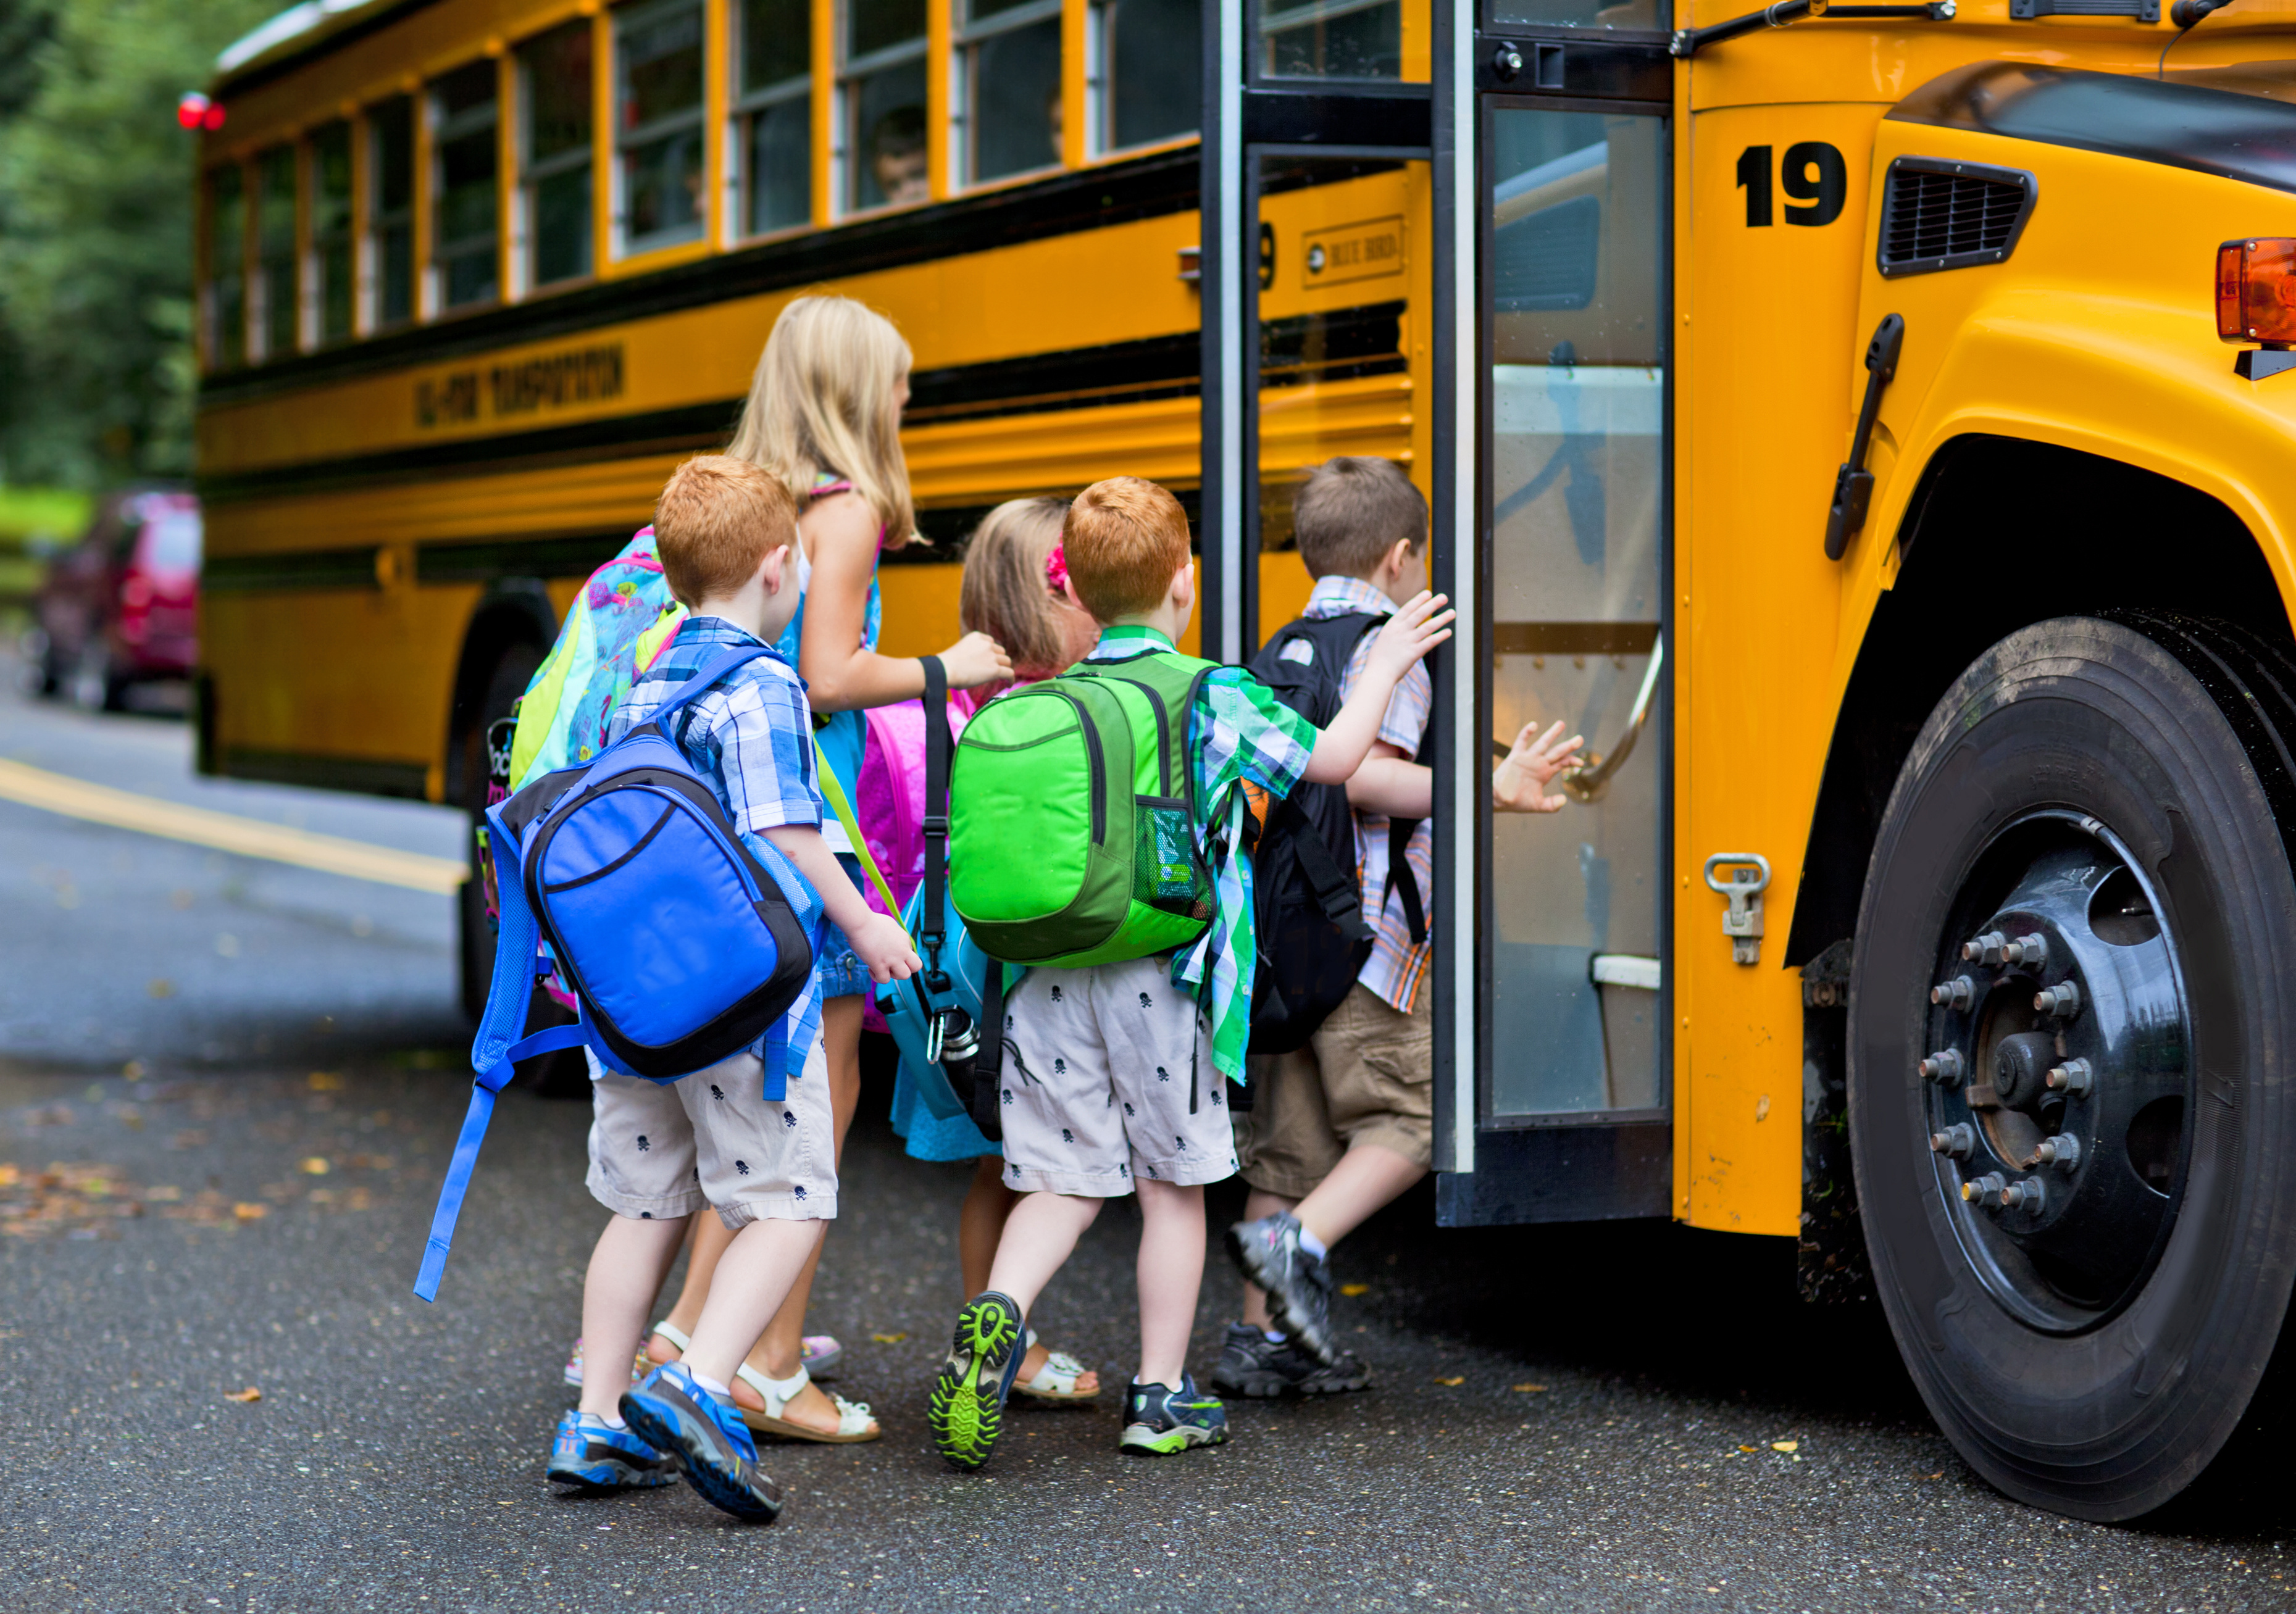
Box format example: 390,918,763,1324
2216,239,2296,379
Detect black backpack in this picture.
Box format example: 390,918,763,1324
1243,611,1426,1056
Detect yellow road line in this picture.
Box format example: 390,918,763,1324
0,757,468,894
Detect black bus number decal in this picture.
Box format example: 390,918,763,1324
1737,142,1847,228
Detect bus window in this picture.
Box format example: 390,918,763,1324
310,122,353,344
369,96,416,330
956,0,1062,186
1484,107,1665,1118
1099,0,1199,152
433,61,501,310
844,0,928,210
1256,0,1402,81
736,0,811,235
256,146,298,360
206,165,246,369
1482,0,1664,28
522,19,595,286
617,0,707,253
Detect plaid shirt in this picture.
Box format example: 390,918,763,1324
1300,575,1434,1013
1086,625,1316,1081
609,615,829,1064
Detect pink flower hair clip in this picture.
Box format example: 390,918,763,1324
1045,542,1070,596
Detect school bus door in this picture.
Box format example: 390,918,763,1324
1427,20,1675,1228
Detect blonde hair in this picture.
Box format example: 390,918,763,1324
653,455,799,607
1065,477,1191,622
959,496,1071,675
725,294,916,547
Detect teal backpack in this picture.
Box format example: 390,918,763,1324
949,647,1217,967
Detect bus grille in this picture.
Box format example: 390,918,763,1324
1878,159,2037,278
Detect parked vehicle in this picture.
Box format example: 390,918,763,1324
31,489,202,709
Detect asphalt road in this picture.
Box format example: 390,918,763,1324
0,670,2288,1613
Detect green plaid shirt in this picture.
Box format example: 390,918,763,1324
1085,625,1315,1079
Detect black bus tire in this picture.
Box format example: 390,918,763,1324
1849,613,2296,1521
457,640,541,1024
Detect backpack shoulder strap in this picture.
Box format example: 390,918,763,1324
643,643,777,734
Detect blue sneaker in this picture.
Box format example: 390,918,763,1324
619,1362,784,1523
1119,1373,1229,1455
545,1410,675,1492
927,1290,1026,1471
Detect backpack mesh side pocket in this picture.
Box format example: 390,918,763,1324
1135,796,1211,920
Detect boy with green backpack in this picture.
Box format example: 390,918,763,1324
928,475,1453,1465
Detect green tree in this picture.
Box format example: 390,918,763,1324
0,0,272,488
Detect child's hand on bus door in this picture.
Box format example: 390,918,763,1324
1492,719,1584,814
940,630,1013,690
1364,591,1455,687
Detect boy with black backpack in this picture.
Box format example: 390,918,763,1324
1219,457,1585,1398
929,475,1453,1468
545,456,918,1520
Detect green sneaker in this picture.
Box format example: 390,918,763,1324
928,1290,1025,1471
1119,1372,1229,1455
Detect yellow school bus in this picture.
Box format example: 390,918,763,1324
196,0,2296,1518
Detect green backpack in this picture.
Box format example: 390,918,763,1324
950,647,1218,968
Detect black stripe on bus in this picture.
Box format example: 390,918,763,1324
196,148,1203,410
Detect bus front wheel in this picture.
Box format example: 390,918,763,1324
1849,613,2296,1521
456,640,541,1023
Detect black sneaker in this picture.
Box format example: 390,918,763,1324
1118,1373,1229,1455
1208,1322,1371,1399
1227,1212,1338,1363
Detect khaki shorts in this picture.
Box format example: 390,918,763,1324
1234,981,1432,1199
996,955,1240,1197
585,1034,836,1228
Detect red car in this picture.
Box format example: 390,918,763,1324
31,490,201,709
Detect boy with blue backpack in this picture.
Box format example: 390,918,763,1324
930,475,1453,1466
537,455,919,1518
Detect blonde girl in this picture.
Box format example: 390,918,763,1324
632,296,1009,1442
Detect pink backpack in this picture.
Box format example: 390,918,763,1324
852,698,965,1032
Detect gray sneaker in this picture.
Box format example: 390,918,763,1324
1227,1212,1338,1363
1208,1321,1370,1398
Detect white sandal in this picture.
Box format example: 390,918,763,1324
647,1319,843,1379
561,1336,649,1390
1012,1328,1100,1402
737,1364,880,1444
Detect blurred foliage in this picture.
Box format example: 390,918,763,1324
0,0,273,489
0,485,92,548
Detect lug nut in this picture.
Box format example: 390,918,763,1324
1931,1123,1976,1159
2035,1133,2082,1170
2003,933,2050,971
1931,975,1976,1011
1962,931,2008,965
2034,980,2083,1017
2045,1059,2095,1096
1918,1049,1967,1086
2000,1177,2047,1210
1961,1172,2006,1204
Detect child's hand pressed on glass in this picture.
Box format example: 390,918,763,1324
1493,719,1585,815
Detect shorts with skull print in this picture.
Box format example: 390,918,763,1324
584,1034,836,1227
995,954,1240,1197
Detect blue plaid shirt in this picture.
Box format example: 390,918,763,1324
609,615,829,1066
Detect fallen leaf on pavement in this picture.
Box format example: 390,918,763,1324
147,979,174,999
1340,1283,1371,1297
871,1332,907,1344
307,1072,343,1092
1738,1444,1759,1453
299,1157,330,1176
1434,1375,1464,1386
0,1165,15,1188
224,1387,262,1403
232,1202,269,1221
1772,1440,1800,1454
122,1061,146,1081
1512,1383,1548,1393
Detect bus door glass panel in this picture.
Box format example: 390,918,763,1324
1253,154,1427,638
1484,105,1664,1118
1253,0,1410,81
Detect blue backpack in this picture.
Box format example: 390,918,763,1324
415,644,817,1302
